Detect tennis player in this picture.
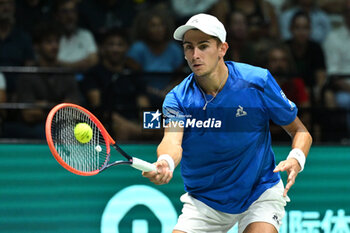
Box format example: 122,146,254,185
143,13,312,233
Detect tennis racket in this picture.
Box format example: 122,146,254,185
45,103,156,176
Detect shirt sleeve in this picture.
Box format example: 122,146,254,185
162,90,186,125
82,30,98,54
262,71,298,126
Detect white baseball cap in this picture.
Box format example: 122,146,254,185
173,13,226,42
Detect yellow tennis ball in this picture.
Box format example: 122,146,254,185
74,123,93,144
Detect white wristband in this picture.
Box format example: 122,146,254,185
157,154,175,171
157,154,175,172
287,148,306,172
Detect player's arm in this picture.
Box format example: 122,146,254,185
143,125,184,185
274,116,312,196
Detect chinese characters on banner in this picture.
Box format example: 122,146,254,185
280,210,350,233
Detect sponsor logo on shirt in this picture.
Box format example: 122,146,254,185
235,105,247,117
280,90,294,111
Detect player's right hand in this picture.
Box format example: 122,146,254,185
142,160,173,185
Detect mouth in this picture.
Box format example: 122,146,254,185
192,64,203,69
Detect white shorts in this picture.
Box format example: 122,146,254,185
174,180,290,233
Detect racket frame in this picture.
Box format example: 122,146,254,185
46,103,135,176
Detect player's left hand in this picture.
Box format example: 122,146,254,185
273,158,301,197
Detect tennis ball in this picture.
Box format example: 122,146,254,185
74,123,93,144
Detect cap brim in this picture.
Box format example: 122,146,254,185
173,25,197,41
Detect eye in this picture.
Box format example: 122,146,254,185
184,44,193,50
199,44,208,50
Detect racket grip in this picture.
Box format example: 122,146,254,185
131,157,157,172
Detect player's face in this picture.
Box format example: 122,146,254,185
183,30,226,77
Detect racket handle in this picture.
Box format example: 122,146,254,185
131,157,157,172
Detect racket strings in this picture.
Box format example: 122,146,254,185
51,107,108,172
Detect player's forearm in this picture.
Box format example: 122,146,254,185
291,130,312,158
283,117,313,157
157,138,182,168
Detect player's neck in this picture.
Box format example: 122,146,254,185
195,61,228,96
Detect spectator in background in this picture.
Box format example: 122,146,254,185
127,9,183,73
323,1,350,139
228,0,280,39
127,8,184,107
78,0,139,37
266,44,311,142
53,0,98,70
0,0,35,99
227,0,280,67
267,45,310,108
83,28,149,141
15,0,51,35
280,0,331,43
171,0,229,26
285,11,327,104
225,10,257,65
3,23,82,139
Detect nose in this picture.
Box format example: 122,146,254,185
192,47,200,61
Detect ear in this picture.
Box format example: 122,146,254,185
219,42,229,59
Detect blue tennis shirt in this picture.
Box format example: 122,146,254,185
162,61,297,214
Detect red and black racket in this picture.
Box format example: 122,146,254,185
45,103,156,176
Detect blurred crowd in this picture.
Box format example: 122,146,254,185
0,0,350,143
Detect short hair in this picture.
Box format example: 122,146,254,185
32,22,60,44
290,10,311,28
